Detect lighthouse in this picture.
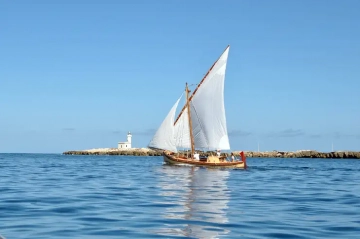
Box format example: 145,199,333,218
127,131,132,145
118,131,132,149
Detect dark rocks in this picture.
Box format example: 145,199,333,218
62,148,360,159
235,150,360,159
63,148,163,156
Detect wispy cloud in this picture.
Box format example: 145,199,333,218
62,128,75,131
331,132,360,139
111,128,360,140
267,129,305,138
286,131,360,139
112,129,156,136
133,129,156,136
309,134,322,138
228,130,252,137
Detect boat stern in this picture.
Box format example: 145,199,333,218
240,151,247,169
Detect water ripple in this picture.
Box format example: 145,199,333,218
0,154,359,238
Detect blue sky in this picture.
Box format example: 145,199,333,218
1,0,359,153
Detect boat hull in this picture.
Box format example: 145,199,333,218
163,152,246,169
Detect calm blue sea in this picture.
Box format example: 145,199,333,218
0,154,359,239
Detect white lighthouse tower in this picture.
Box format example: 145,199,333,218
127,131,132,146
118,131,132,149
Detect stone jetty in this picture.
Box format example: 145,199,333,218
63,148,360,159
63,148,163,156
234,150,360,159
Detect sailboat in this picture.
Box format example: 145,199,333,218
148,45,247,169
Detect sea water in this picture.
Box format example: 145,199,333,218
0,154,359,238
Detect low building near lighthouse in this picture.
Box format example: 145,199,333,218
118,132,132,149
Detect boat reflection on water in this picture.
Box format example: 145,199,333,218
155,165,231,238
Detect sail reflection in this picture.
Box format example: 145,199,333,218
156,166,231,238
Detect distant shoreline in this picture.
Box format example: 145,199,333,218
62,148,360,159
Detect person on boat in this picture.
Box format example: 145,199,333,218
231,152,235,162
194,152,200,160
216,149,221,157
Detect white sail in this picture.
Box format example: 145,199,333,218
190,46,230,150
148,95,182,152
151,46,231,153
174,107,191,149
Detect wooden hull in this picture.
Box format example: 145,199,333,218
163,152,247,169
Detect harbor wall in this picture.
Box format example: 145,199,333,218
62,148,360,159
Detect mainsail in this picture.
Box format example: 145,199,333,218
148,94,182,152
149,45,231,152
176,46,231,150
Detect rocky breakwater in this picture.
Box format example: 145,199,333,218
236,150,360,159
63,148,163,156
63,148,360,159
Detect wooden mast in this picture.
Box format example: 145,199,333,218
185,82,195,158
174,45,230,126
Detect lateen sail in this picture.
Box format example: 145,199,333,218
174,107,191,148
148,94,182,152
150,46,231,153
175,46,231,150
191,46,230,150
